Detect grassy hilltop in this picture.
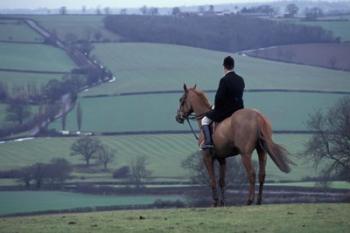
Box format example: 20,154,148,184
0,204,349,233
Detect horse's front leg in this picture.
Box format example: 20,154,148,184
218,158,226,206
202,151,218,207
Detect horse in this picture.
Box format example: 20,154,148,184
176,84,293,206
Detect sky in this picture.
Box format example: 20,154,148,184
1,0,281,9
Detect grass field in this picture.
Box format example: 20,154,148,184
0,203,349,233
0,19,43,42
50,92,347,132
29,15,120,42
0,134,320,181
83,43,350,96
0,191,183,215
0,42,76,72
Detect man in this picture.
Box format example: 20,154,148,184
201,56,245,149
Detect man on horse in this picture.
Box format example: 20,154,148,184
201,56,245,149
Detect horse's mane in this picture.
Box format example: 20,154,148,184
190,88,211,109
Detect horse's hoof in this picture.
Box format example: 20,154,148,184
257,199,262,205
246,200,253,205
212,201,219,207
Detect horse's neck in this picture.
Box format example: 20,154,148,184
193,104,210,117
192,96,210,116
191,93,211,128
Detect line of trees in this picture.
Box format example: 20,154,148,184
0,158,72,189
104,14,336,53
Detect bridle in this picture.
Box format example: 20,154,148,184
178,94,210,140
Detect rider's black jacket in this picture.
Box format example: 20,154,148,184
206,71,245,122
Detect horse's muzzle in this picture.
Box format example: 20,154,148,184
175,114,184,124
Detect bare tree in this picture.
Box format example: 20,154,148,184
96,7,101,15
305,7,323,20
305,97,350,181
149,7,159,15
61,112,67,130
98,145,115,170
285,3,298,18
140,5,148,15
94,31,103,41
32,163,45,189
45,158,72,185
182,151,247,186
182,151,248,205
208,5,215,13
6,98,31,125
0,81,9,100
130,156,152,188
17,159,72,188
71,136,102,166
104,7,111,15
77,40,94,56
76,101,82,131
172,7,181,16
59,6,67,15
198,6,206,14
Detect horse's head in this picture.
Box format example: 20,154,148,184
175,84,196,124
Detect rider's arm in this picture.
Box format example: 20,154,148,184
214,78,226,108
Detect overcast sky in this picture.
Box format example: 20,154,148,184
1,0,280,9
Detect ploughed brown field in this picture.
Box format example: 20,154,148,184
246,43,350,71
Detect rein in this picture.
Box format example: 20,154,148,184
185,111,209,140
186,118,199,140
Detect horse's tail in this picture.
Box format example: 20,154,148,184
257,113,292,173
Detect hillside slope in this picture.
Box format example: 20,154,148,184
0,204,349,233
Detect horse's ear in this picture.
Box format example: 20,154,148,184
183,83,188,92
193,84,197,89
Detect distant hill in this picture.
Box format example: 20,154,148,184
104,14,336,52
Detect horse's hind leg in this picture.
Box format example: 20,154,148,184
218,158,226,206
203,151,219,207
241,154,256,205
257,147,267,205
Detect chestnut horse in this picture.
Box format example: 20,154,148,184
176,84,292,206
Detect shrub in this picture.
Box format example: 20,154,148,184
113,166,130,178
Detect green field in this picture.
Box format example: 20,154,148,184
29,15,120,42
0,71,64,89
0,20,43,42
0,204,349,233
83,43,350,96
50,92,347,132
0,191,183,215
0,134,320,181
297,20,350,42
0,42,76,72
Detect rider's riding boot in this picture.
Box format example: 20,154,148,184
201,125,213,150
